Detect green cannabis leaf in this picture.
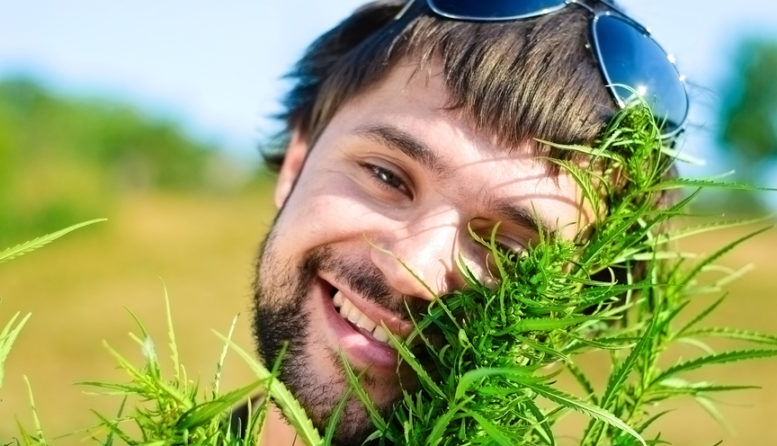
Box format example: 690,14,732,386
0,218,106,265
354,102,777,445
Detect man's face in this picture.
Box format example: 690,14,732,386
252,61,593,442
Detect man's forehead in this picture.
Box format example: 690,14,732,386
334,60,540,157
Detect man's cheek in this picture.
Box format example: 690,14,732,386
279,195,374,242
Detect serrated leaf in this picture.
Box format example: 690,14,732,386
454,367,536,401
177,379,265,429
339,354,392,440
694,395,734,434
162,287,181,384
426,398,470,446
651,382,759,398
634,409,673,433
565,361,598,404
536,139,621,161
0,218,106,264
523,381,646,446
649,178,777,192
469,411,515,446
601,319,657,409
526,399,557,446
654,215,775,245
681,327,777,345
673,226,773,293
323,385,351,446
676,295,727,337
386,327,446,400
512,315,597,333
88,408,135,443
652,349,777,385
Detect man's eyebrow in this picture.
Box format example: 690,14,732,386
355,124,445,173
494,200,557,238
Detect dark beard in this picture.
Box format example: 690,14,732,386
251,237,422,445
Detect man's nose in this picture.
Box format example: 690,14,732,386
369,208,485,301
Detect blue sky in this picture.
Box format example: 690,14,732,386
2,1,777,174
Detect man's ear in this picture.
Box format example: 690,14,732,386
274,129,309,208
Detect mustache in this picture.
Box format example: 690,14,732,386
313,248,428,319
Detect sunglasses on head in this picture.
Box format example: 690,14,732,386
399,0,689,137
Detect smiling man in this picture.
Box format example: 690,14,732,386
248,0,688,444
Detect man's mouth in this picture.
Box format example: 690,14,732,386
319,277,412,371
332,290,392,344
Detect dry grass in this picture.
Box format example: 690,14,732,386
0,188,775,445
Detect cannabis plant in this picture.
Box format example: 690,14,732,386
348,103,777,445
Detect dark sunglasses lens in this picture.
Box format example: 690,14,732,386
428,0,565,20
593,15,689,133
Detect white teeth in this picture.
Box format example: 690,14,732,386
372,325,390,343
345,306,360,325
333,291,391,343
332,290,344,307
356,313,376,332
340,298,355,319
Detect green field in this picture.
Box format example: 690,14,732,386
1,188,776,445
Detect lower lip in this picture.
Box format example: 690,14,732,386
318,280,398,371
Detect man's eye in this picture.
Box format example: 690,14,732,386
494,237,527,255
469,220,531,257
362,163,410,195
480,229,529,256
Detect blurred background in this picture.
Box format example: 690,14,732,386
0,0,775,444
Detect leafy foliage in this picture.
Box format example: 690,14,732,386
14,299,275,445
74,309,268,445
351,103,777,445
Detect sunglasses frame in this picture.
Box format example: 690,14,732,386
400,0,689,138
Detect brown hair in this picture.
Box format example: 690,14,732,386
263,0,617,169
